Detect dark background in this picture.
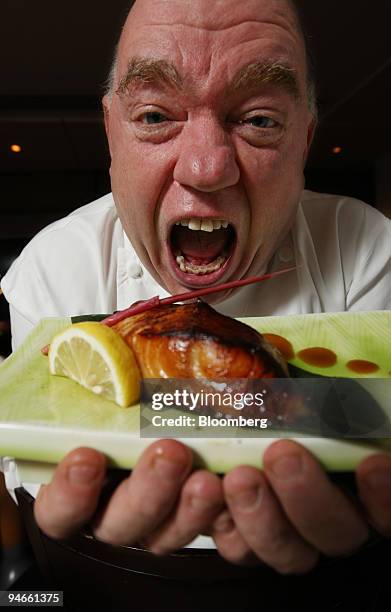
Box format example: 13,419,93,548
1,0,391,355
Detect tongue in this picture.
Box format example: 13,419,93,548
173,226,231,264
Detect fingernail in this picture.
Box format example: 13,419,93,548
365,468,391,493
67,463,101,485
270,453,303,479
214,513,234,533
153,457,187,479
190,495,215,511
231,486,262,511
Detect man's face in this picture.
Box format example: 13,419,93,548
104,0,315,301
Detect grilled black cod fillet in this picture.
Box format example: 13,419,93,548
112,301,288,379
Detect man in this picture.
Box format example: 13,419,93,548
1,0,391,576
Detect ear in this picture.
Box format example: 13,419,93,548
102,94,113,158
303,115,317,166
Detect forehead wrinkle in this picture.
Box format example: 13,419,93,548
128,18,303,55
141,18,293,32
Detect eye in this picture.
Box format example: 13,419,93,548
140,111,168,125
240,115,278,128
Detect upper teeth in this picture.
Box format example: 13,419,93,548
175,218,229,232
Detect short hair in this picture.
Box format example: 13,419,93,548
105,43,119,100
105,1,317,116
288,0,317,116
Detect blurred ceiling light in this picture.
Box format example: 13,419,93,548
10,144,22,153
332,146,342,155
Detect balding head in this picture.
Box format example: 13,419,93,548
105,0,316,115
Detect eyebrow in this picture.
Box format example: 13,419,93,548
116,57,183,95
231,60,300,100
116,57,299,101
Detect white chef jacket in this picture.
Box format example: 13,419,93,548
0,189,390,546
2,189,390,352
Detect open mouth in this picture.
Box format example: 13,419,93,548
169,217,236,283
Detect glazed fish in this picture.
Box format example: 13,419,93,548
112,301,288,379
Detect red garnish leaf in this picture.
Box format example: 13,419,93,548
101,266,296,327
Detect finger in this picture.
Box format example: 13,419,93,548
263,440,369,556
223,466,318,574
34,447,106,540
356,453,391,537
91,439,192,546
144,470,224,555
208,509,261,566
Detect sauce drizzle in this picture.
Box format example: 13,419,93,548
297,347,337,368
346,360,379,374
263,334,295,361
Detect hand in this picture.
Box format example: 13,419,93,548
34,440,224,553
207,440,391,574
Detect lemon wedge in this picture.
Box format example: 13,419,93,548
48,322,141,407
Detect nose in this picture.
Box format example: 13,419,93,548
173,116,239,192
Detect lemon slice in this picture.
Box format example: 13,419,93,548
48,322,141,407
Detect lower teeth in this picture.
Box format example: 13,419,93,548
175,253,226,275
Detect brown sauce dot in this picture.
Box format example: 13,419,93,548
263,333,295,360
297,347,337,368
346,360,380,374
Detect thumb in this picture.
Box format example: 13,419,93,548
34,447,106,540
